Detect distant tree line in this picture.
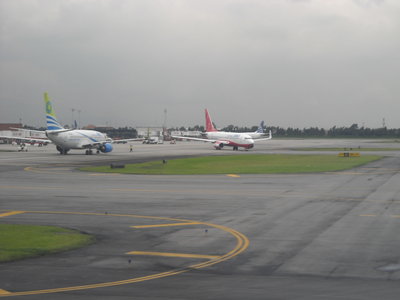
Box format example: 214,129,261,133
24,124,400,138
172,123,400,138
271,124,400,138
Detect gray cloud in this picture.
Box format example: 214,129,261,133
1,0,399,128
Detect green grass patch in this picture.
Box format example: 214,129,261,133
80,154,382,175
0,224,94,262
291,147,400,151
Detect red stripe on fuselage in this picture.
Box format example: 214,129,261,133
225,141,254,149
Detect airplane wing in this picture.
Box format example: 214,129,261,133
10,127,46,134
80,138,144,149
253,130,272,142
13,127,77,136
81,141,107,148
111,138,144,144
45,128,77,134
0,135,52,143
172,135,246,150
171,135,217,143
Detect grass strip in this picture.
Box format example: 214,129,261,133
291,147,400,151
80,154,382,175
0,224,94,262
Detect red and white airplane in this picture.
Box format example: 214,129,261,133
172,109,272,150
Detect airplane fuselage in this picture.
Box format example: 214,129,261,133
206,132,255,149
46,129,109,150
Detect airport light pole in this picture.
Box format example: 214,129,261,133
163,109,167,139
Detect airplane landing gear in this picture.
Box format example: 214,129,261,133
85,149,93,155
57,146,69,155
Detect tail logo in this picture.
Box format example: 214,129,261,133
46,102,52,114
44,93,63,131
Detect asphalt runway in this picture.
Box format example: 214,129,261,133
1,139,400,299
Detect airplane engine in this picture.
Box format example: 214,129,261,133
99,143,113,153
213,142,224,150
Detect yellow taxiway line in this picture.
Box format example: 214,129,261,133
131,222,201,229
359,214,400,218
126,251,220,260
0,211,25,218
0,185,63,191
0,291,11,296
0,210,249,297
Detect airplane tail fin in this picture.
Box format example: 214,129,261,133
205,109,218,132
255,121,265,133
44,93,63,131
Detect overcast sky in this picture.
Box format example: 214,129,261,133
1,0,399,129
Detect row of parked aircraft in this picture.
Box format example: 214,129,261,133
0,93,272,154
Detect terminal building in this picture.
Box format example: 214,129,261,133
136,127,164,138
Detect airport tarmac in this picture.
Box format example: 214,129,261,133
1,139,400,299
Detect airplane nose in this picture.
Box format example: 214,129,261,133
249,138,255,147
